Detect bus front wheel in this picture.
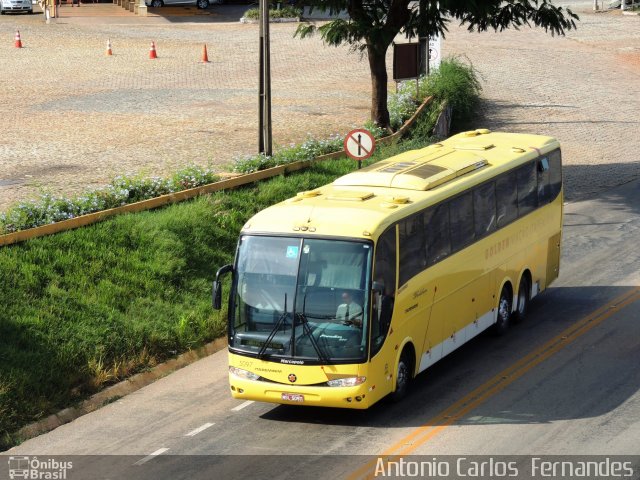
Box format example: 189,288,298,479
492,286,512,336
390,349,413,402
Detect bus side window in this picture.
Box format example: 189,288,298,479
399,214,426,286
473,181,497,238
450,192,475,252
537,156,551,204
548,149,562,200
496,171,518,227
424,203,451,265
371,228,396,358
517,162,538,216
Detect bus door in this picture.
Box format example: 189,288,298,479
368,228,397,401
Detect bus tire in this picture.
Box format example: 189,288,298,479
513,275,530,323
492,286,512,336
390,348,413,402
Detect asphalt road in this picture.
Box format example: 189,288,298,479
3,177,640,479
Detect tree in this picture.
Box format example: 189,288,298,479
296,1,578,130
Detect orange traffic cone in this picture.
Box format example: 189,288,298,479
149,41,157,59
106,39,113,56
201,44,209,63
14,30,22,49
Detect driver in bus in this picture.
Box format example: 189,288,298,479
336,291,363,327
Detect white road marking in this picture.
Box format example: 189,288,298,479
231,400,254,412
133,448,170,466
184,422,215,437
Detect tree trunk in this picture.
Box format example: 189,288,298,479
367,44,391,130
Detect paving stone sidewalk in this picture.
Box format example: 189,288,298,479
0,6,638,211
444,8,640,201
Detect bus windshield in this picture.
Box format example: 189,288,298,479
230,236,372,364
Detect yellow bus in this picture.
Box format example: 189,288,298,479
213,129,562,409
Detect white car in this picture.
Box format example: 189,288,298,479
0,0,33,14
145,0,220,8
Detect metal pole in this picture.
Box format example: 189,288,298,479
258,0,265,153
426,38,430,77
419,37,427,76
416,43,420,98
258,0,273,156
264,0,272,156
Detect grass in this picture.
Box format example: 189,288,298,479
0,58,480,449
0,142,421,449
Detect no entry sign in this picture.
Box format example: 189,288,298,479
344,129,376,161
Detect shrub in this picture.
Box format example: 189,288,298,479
420,57,482,128
243,5,302,20
0,165,219,235
232,134,345,174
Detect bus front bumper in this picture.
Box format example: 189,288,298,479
229,375,372,409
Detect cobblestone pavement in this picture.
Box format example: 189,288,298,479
444,6,640,201
0,4,638,210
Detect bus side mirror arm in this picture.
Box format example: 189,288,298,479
212,264,234,310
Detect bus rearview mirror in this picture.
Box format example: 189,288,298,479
212,264,233,310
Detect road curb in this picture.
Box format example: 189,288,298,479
14,337,228,446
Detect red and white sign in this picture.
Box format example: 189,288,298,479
344,129,376,161
429,34,441,71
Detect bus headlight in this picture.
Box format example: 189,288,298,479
229,366,260,381
326,376,366,387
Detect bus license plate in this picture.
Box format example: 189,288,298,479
281,393,304,402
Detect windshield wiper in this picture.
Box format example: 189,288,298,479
296,312,330,363
296,293,330,363
257,294,289,359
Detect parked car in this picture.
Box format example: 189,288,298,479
0,0,33,14
145,0,221,8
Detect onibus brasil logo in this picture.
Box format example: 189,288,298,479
8,456,73,479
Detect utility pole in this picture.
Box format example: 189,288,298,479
419,37,428,76
258,0,273,156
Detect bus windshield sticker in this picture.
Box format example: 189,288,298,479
286,246,299,259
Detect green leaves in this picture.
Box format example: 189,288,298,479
297,0,578,127
447,0,578,36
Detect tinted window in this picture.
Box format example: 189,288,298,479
537,157,551,204
424,203,451,265
496,171,518,227
372,228,396,357
474,182,497,238
517,162,538,216
399,214,426,286
374,228,396,294
549,149,562,200
449,193,474,252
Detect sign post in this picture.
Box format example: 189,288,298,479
428,34,441,73
344,129,375,169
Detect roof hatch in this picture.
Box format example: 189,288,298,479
326,191,374,202
334,149,489,191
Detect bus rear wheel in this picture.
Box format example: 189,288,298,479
514,276,530,323
492,286,512,336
